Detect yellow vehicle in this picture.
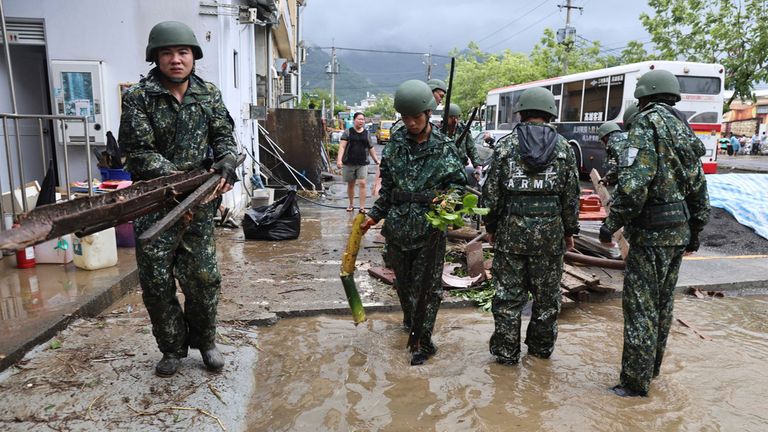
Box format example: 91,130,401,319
377,120,395,143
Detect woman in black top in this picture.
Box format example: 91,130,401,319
336,112,380,212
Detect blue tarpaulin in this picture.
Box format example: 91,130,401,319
706,173,768,240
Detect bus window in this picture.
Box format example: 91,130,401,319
499,90,522,127
582,76,609,122
688,112,719,123
485,105,497,130
677,76,721,95
551,83,562,96
562,81,583,121
606,75,625,120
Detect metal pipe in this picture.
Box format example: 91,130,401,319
38,118,45,173
2,116,17,216
0,0,19,113
59,120,70,199
13,118,26,212
82,117,92,197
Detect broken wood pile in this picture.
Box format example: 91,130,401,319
560,263,617,301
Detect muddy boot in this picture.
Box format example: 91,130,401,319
201,345,224,372
155,354,181,377
610,385,647,397
495,356,518,365
410,340,438,366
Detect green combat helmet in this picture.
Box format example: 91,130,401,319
623,104,640,130
145,21,203,62
448,103,462,117
597,121,622,140
514,87,558,118
427,78,447,93
634,69,681,102
394,80,435,116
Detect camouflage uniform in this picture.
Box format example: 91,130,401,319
603,132,630,186
121,67,237,357
452,121,480,167
482,122,580,363
368,125,467,355
603,102,710,394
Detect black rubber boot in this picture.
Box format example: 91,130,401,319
410,341,438,366
495,356,518,365
610,385,647,397
201,346,224,372
155,354,181,377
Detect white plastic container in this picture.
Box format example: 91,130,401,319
34,235,74,264
251,188,275,208
73,227,118,270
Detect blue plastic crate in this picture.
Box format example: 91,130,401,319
99,168,131,181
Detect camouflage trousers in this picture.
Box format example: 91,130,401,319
490,252,563,363
387,234,446,355
133,199,221,357
620,245,685,394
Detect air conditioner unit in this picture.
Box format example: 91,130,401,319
239,8,260,24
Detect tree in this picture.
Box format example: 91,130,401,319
297,89,345,115
640,0,768,105
363,94,395,119
449,42,544,115
530,29,611,77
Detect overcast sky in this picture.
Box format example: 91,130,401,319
302,0,654,56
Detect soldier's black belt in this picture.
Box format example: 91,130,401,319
391,190,434,204
507,194,561,217
634,200,689,229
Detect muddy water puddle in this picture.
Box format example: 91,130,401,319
248,296,768,431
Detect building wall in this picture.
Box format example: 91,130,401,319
0,0,269,214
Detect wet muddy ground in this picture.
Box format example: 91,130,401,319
248,296,768,432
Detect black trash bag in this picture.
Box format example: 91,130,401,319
242,190,301,240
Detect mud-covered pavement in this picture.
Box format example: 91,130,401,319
3,171,768,430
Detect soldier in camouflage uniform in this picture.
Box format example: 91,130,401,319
362,80,467,366
446,103,482,186
120,21,238,377
482,87,580,365
597,121,627,187
599,70,710,397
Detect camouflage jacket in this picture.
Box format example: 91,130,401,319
369,125,468,250
604,131,630,186
451,122,480,167
604,102,710,246
120,68,237,180
482,122,580,256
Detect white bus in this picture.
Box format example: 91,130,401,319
484,60,724,175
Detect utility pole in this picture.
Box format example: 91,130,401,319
558,0,583,75
326,46,338,123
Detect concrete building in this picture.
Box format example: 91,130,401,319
723,89,768,137
0,0,304,218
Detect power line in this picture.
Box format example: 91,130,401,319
483,10,560,51
314,46,451,58
475,0,552,44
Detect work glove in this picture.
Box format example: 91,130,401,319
599,224,614,243
686,231,700,253
212,154,238,186
360,217,377,233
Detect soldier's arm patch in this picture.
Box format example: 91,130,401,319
619,147,639,167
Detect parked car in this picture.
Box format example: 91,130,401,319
377,120,395,143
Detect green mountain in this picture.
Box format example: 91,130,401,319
302,47,450,106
